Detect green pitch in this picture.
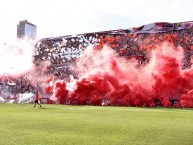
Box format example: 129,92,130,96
0,104,193,145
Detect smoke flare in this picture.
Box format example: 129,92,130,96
50,42,193,108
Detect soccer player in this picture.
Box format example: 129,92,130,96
33,91,42,108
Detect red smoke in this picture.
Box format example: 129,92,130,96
50,81,68,104
50,42,193,108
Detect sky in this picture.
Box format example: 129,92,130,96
0,0,193,42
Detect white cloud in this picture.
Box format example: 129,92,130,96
0,0,193,41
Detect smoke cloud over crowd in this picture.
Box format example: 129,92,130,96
0,40,35,76
1,21,193,108
51,42,193,108
0,39,46,103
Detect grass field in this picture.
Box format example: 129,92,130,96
0,104,193,145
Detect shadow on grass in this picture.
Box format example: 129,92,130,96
33,106,48,109
39,107,47,109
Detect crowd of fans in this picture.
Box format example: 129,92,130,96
96,28,193,68
34,22,193,73
1,21,193,102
